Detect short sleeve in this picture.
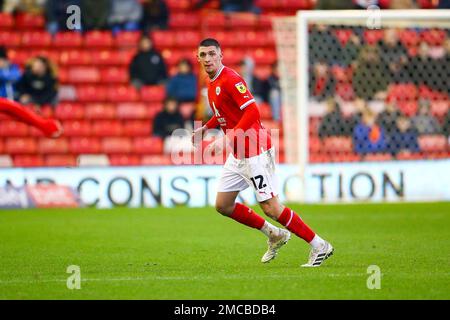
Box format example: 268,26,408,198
224,75,256,110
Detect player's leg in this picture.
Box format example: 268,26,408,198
0,98,62,138
259,196,333,267
216,158,284,241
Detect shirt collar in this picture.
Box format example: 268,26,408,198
210,65,225,82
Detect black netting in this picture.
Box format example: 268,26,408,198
308,24,450,162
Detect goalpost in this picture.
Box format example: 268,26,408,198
274,10,450,203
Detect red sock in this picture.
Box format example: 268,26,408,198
229,203,265,230
0,98,61,137
278,207,315,243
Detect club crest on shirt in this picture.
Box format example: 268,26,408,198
216,86,221,95
235,82,247,93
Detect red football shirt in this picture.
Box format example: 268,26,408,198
206,66,272,158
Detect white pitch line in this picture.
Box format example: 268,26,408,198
0,273,367,285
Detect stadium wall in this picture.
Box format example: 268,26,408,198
1,160,449,208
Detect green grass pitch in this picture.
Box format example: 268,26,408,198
0,202,449,299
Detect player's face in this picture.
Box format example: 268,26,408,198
197,46,222,76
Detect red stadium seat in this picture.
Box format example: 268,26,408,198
175,31,201,48
107,86,139,102
114,31,141,48
38,138,69,154
90,49,123,65
122,120,152,136
68,66,100,83
229,13,258,29
53,32,83,48
0,13,14,29
140,85,166,102
15,13,45,29
363,29,384,45
59,50,92,65
5,137,37,154
309,137,321,154
397,101,418,117
84,31,113,48
258,102,272,120
387,83,418,102
55,103,85,120
133,137,164,154
399,29,421,48
152,30,176,49
0,32,21,47
323,136,353,154
102,137,132,154
13,155,44,167
161,49,183,66
21,31,52,47
91,120,123,137
335,82,355,101
45,154,77,167
396,151,424,161
84,103,116,120
418,135,447,153
0,121,29,137
109,154,141,166
421,29,446,46
330,153,361,162
116,103,151,119
69,137,101,154
202,11,226,30
430,100,449,119
62,120,92,136
76,85,107,102
334,29,354,47
169,12,200,29
141,154,173,165
0,138,3,153
363,153,393,162
418,85,448,101
251,48,277,65
100,67,129,83
166,0,191,11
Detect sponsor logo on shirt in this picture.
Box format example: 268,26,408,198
235,82,247,93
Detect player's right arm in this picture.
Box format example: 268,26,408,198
191,116,219,146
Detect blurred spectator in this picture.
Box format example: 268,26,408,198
353,109,387,154
339,33,361,67
377,101,402,134
16,56,58,108
411,99,442,135
153,97,185,139
141,0,169,32
353,45,390,100
405,42,447,94
2,0,46,14
80,0,110,31
378,29,408,82
443,109,450,139
166,59,197,103
46,0,81,34
108,0,143,34
319,99,354,138
265,62,282,122
309,61,335,101
0,47,21,100
388,116,420,156
194,0,260,13
129,36,168,88
309,25,340,65
238,58,265,103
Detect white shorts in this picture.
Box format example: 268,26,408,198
217,147,278,202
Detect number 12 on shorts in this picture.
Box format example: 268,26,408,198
250,175,267,190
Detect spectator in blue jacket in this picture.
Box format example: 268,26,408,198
166,58,197,103
0,47,21,100
353,109,387,154
388,116,420,156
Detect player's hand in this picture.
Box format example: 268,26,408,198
191,125,206,147
205,136,228,156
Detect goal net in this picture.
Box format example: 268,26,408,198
274,10,450,169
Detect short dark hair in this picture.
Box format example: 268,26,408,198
199,38,220,49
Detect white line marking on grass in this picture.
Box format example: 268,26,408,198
0,273,367,285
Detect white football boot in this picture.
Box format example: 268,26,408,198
301,241,334,267
261,229,291,263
